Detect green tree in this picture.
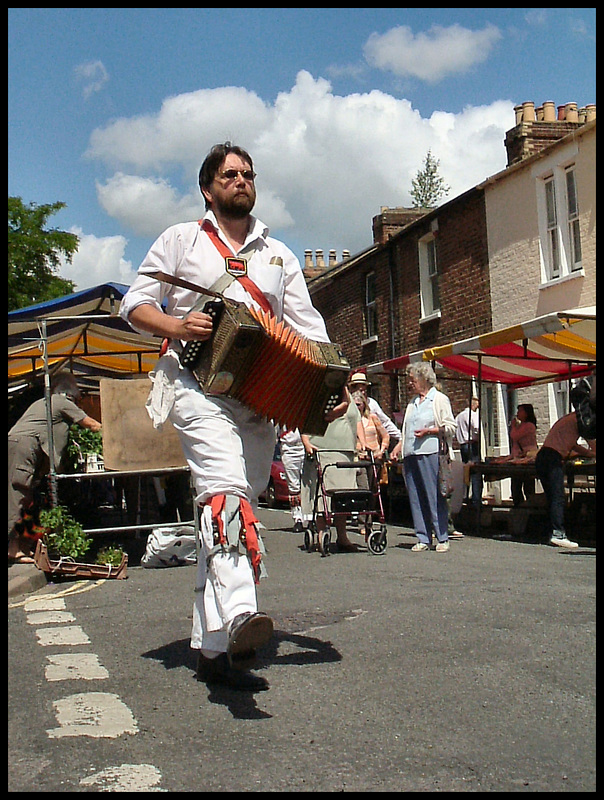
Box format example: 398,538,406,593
8,197,79,311
410,150,450,209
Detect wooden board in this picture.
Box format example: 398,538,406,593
100,378,187,471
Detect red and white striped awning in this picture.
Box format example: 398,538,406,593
366,308,596,387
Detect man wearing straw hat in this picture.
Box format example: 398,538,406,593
348,372,400,448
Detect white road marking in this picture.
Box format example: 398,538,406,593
20,585,163,788
79,763,167,792
24,597,67,611
35,625,91,647
45,653,110,681
27,610,77,625
46,692,139,739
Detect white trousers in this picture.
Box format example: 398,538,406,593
168,368,275,653
280,435,305,523
280,438,305,494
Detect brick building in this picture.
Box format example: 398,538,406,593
305,101,596,457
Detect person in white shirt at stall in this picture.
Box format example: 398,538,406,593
455,396,482,507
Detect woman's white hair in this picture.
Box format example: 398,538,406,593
406,362,437,387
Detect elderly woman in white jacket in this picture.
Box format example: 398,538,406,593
391,363,456,552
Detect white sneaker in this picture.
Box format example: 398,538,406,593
549,536,578,549
435,541,450,553
411,542,429,552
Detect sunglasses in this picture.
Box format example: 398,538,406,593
217,169,256,182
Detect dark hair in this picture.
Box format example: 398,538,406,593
198,142,254,208
518,403,537,428
50,370,81,402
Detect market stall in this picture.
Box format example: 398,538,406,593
365,307,596,537
8,282,160,396
366,307,596,387
8,284,194,540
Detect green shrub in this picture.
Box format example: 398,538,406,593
95,546,124,567
39,505,92,560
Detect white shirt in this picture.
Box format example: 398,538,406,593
120,210,329,345
455,406,479,444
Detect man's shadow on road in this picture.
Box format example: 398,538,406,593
142,628,342,720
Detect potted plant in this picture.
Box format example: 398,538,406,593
66,425,104,472
34,505,127,579
95,546,126,568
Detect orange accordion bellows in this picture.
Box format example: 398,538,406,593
182,299,350,435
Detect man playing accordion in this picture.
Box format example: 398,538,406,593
121,142,345,692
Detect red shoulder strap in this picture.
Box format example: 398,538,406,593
200,220,273,315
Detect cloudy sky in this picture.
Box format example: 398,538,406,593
8,8,596,292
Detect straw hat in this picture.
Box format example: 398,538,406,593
349,372,371,385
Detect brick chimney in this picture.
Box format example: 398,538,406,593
303,249,326,281
303,249,350,281
504,100,595,166
372,206,430,245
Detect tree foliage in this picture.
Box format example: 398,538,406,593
8,197,79,311
410,150,450,209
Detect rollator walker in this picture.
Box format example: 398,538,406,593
304,449,388,556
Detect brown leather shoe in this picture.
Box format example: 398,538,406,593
196,653,269,691
227,612,274,669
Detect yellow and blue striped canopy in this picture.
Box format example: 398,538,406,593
8,284,161,394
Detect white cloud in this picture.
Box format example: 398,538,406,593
96,174,201,238
60,228,137,290
74,60,109,99
86,69,513,262
363,24,502,83
86,86,270,174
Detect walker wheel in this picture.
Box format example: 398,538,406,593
303,529,313,552
319,529,331,557
367,528,387,555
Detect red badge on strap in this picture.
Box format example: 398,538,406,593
225,257,248,277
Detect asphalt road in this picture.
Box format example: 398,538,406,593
8,508,596,792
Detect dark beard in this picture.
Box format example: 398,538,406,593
214,192,255,219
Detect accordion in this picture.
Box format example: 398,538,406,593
180,298,350,435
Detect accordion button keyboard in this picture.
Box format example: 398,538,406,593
180,299,224,368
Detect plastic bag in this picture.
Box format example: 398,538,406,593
438,434,455,499
141,526,197,568
570,375,596,439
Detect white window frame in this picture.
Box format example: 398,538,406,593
418,225,441,321
534,147,583,285
565,166,582,272
363,271,378,341
544,175,561,279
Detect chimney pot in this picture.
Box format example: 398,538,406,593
542,101,556,122
315,249,325,268
522,101,535,122
564,102,579,123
